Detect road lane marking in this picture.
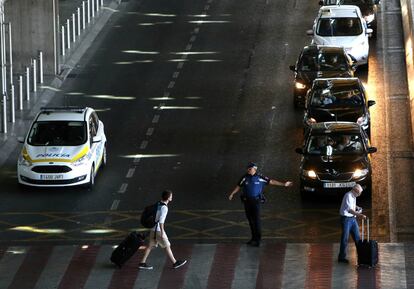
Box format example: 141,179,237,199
163,91,170,97
118,183,128,193
194,27,200,34
152,115,160,123
140,140,148,149
190,35,196,43
186,44,192,51
146,127,154,136
126,167,136,178
204,4,210,10
177,62,184,70
173,71,180,79
110,200,120,211
134,157,141,164
168,81,175,89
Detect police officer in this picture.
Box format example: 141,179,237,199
228,162,293,247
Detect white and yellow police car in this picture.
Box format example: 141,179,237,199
17,107,107,188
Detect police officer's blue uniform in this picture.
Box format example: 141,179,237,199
238,173,270,245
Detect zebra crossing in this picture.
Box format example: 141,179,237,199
0,243,413,289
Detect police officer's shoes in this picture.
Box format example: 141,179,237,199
247,240,260,247
173,260,187,269
139,263,153,270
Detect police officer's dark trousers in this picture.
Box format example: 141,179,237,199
243,197,261,242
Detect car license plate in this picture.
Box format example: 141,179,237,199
40,175,64,180
323,182,356,188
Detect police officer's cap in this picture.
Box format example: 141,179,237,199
247,162,258,169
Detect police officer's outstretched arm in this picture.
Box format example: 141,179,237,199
269,179,293,187
228,186,241,200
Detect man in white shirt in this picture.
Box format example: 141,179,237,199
338,184,367,263
139,190,187,270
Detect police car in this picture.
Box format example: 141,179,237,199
17,107,107,188
307,5,373,66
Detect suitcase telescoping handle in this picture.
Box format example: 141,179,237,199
361,218,370,241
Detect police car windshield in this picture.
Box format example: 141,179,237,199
310,84,364,108
28,121,87,146
325,0,370,4
299,52,348,72
307,134,364,155
317,18,363,36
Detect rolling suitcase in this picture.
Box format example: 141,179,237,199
110,232,145,268
356,218,378,267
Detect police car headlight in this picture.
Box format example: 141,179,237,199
352,169,369,179
364,14,375,24
303,170,317,179
72,155,88,166
19,155,32,167
295,81,307,90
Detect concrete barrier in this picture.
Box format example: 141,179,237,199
400,0,414,140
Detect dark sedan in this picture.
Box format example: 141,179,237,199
295,122,377,199
303,78,376,136
290,45,355,108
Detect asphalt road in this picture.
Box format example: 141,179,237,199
0,0,393,245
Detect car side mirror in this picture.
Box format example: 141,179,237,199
319,0,323,5
374,0,380,4
92,136,102,143
17,137,25,143
295,148,304,154
366,28,373,36
289,65,296,72
367,147,377,153
368,100,376,107
306,29,314,36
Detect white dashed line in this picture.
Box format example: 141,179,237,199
146,127,154,136
194,27,200,34
163,91,170,98
118,183,128,192
177,62,184,70
168,81,175,89
173,71,180,79
140,140,148,149
190,35,196,43
186,43,192,50
204,4,210,10
208,0,213,3
110,200,120,210
134,157,141,164
126,167,136,178
152,114,160,123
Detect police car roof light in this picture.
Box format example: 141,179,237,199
40,106,86,114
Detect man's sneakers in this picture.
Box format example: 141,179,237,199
138,263,153,270
173,260,187,269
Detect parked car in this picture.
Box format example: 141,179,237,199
295,121,376,198
17,107,107,188
319,0,380,36
290,45,355,107
303,78,375,136
307,5,373,67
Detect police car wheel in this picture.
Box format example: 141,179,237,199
102,145,107,168
86,165,95,189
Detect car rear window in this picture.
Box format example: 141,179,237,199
317,17,363,36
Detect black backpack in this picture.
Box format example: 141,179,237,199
140,202,166,228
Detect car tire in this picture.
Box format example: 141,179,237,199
86,165,95,190
102,144,107,168
300,184,311,200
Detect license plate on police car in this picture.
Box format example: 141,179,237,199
323,182,355,188
40,175,64,180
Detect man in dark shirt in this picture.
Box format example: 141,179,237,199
228,162,293,247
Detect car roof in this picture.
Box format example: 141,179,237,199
312,77,360,86
35,107,91,122
302,45,346,54
310,122,361,134
318,5,362,18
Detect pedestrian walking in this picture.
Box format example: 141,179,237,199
228,162,293,247
338,184,366,263
139,190,187,270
